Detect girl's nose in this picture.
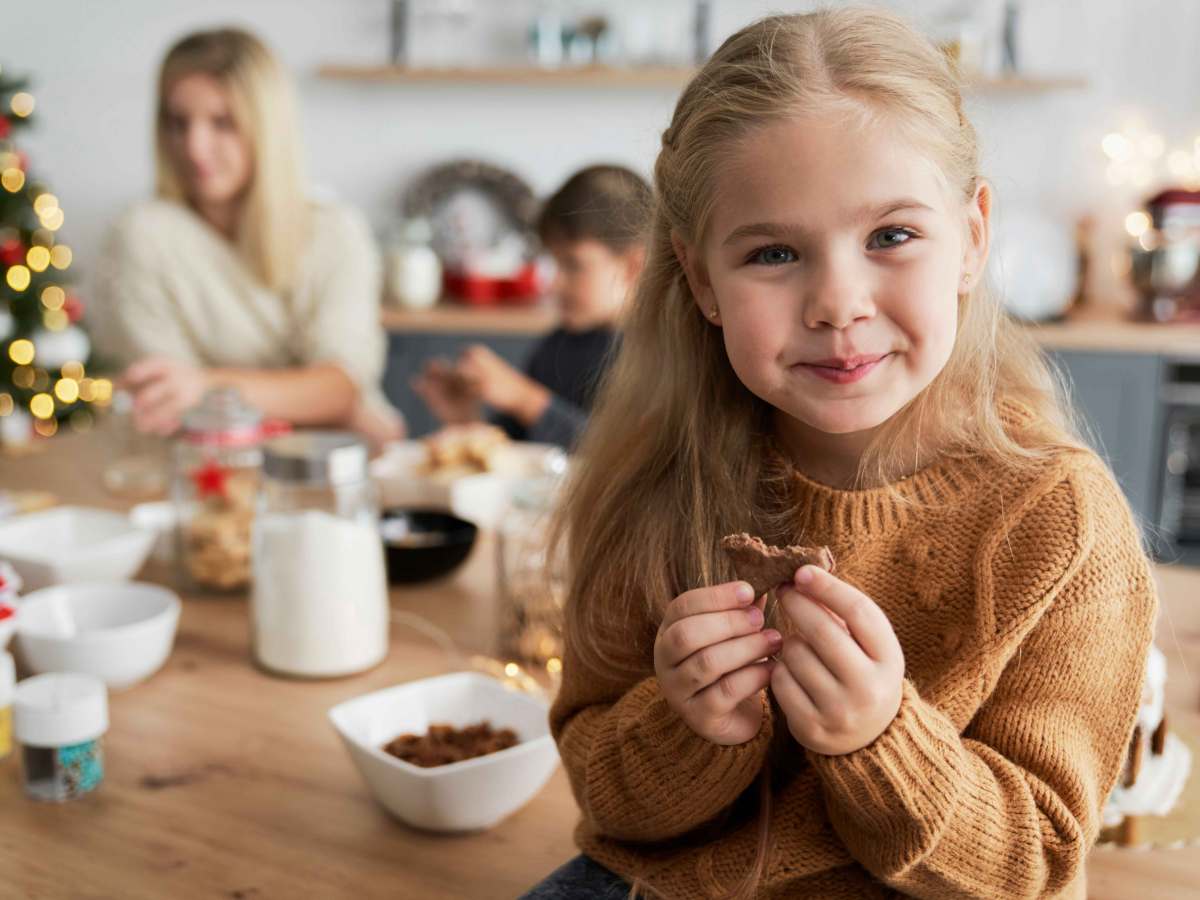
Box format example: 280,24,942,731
802,256,876,330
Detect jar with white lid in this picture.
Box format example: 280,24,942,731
14,672,108,801
251,432,389,678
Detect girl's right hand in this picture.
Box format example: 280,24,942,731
654,581,783,746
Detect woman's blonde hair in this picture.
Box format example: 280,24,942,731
554,8,1082,897
155,28,310,292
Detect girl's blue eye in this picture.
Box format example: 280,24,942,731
869,227,916,249
748,246,797,266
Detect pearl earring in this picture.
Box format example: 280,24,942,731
708,306,719,319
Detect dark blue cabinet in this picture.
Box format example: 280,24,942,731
383,331,541,438
1050,350,1164,543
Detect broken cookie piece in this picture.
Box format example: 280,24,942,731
719,533,835,597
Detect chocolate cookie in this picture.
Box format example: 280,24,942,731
719,533,835,597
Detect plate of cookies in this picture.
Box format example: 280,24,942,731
371,425,567,526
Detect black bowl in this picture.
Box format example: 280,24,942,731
380,508,478,585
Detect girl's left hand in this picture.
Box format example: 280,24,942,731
771,565,905,756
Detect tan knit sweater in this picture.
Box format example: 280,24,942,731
549,445,1157,899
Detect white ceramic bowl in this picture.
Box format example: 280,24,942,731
129,500,184,563
371,440,566,522
0,506,156,591
16,582,181,689
329,671,559,832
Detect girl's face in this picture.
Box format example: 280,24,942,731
162,73,253,209
679,113,989,448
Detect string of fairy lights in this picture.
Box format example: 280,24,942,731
0,64,112,440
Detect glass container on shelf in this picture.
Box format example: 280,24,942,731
251,432,388,678
172,388,266,593
495,475,567,671
386,217,443,310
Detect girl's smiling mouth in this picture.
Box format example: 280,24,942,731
795,353,893,384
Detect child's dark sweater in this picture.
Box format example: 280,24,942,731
494,325,617,448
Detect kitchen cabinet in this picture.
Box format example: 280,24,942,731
1050,350,1165,546
384,330,541,438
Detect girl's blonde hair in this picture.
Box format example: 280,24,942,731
554,8,1082,897
155,28,310,293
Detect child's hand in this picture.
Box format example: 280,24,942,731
411,358,481,424
654,581,783,746
771,566,905,756
457,345,550,426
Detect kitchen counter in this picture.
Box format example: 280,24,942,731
1029,315,1200,356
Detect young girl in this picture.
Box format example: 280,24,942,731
94,29,402,446
526,9,1156,900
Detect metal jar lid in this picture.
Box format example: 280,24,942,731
262,432,368,485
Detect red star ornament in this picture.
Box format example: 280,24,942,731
190,459,229,500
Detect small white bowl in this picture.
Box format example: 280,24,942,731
0,506,156,591
371,440,566,517
329,671,559,832
129,500,183,563
16,582,181,689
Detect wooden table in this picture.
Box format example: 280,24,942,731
2,428,1199,899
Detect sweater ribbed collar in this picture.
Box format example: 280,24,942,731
776,450,984,541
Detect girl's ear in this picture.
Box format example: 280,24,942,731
671,231,718,319
961,179,992,292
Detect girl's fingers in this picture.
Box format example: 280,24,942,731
689,659,774,717
675,629,783,696
778,635,841,711
793,566,899,663
770,659,820,723
777,586,870,684
661,581,755,631
659,604,765,669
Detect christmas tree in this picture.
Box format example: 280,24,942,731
0,63,109,442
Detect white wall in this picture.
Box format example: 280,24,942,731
6,0,1200,310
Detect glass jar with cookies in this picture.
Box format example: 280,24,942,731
172,388,268,594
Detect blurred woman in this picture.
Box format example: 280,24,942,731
95,28,402,445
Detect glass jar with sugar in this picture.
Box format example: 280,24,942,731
251,432,389,677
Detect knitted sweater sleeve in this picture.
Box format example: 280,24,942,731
806,461,1157,899
549,653,774,842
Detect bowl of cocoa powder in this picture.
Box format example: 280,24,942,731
328,671,558,832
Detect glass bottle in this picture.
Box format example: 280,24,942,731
496,475,567,669
172,388,265,593
251,432,389,678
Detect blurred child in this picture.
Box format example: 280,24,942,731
413,165,650,448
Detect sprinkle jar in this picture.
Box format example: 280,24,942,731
14,672,108,802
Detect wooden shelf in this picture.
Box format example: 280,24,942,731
321,64,1085,92
963,75,1089,93
318,64,693,87
381,301,558,336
